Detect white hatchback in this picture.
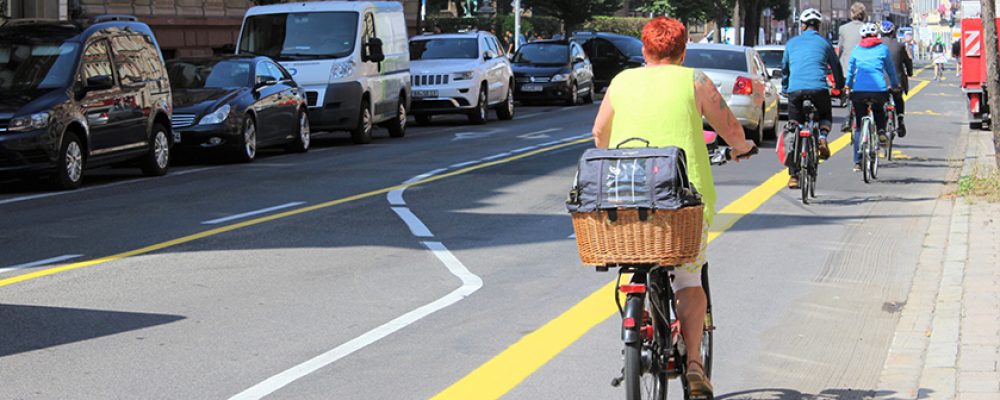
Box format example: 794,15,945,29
409,32,514,124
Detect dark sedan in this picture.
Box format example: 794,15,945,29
570,32,645,92
166,56,310,163
511,40,595,106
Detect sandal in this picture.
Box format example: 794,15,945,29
686,360,714,399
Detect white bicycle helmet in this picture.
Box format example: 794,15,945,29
859,22,879,37
799,8,823,24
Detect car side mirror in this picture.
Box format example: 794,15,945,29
770,69,782,79
483,51,494,61
255,76,278,90
365,37,385,63
574,55,586,63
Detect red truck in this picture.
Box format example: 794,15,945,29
961,17,1000,129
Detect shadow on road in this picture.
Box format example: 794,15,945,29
0,304,184,357
717,387,929,399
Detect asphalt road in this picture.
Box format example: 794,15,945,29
0,66,967,399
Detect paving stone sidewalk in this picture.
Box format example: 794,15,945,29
877,129,1000,400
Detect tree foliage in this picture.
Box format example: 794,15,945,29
764,0,791,21
523,0,622,31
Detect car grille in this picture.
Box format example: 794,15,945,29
515,76,552,83
414,74,450,86
306,91,319,107
172,114,197,128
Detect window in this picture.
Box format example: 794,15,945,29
682,49,748,72
167,60,251,89
266,62,289,81
513,43,569,64
256,61,278,81
81,40,115,83
239,12,359,60
593,38,620,60
482,36,497,58
0,41,78,90
490,37,504,56
110,34,157,85
409,38,479,60
758,50,783,69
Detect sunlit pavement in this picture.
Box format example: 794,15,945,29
0,67,976,399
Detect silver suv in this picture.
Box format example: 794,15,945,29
409,31,514,125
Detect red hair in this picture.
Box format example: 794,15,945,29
641,17,687,62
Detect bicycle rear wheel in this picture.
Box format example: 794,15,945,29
869,131,880,180
798,138,809,204
886,113,896,161
808,136,818,198
624,295,667,400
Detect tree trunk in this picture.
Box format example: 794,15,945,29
983,0,1000,167
733,1,742,45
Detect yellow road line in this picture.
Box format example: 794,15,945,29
432,80,934,400
0,138,592,289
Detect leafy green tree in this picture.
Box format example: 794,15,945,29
523,0,622,32
639,0,708,26
765,0,790,22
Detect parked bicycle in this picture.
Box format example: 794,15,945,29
609,146,756,400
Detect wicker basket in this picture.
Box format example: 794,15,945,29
571,205,704,266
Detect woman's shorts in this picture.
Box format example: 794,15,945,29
668,220,709,293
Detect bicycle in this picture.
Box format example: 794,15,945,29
788,100,820,204
884,94,897,162
857,99,880,183
611,146,756,400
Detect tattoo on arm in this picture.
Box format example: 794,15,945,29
694,70,709,86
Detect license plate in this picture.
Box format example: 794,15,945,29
521,84,543,92
413,90,438,98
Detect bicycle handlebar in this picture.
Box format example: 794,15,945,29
710,146,758,165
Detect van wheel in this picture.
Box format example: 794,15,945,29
351,98,374,144
386,98,407,138
583,84,594,104
51,131,84,190
565,82,578,106
141,124,170,176
287,111,310,153
496,85,515,120
235,117,257,162
468,85,488,124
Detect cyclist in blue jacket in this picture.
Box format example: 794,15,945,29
781,8,844,189
845,22,899,172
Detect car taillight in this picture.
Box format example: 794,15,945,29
733,76,753,95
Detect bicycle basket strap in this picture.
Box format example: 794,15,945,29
566,145,701,213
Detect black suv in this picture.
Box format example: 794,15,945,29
570,32,645,92
0,15,172,189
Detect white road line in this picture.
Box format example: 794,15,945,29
517,127,560,140
449,160,480,169
0,254,83,274
0,167,218,207
403,168,447,184
201,202,306,225
390,207,434,237
387,188,406,206
480,152,512,161
568,233,576,239
227,241,482,400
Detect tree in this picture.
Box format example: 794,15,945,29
764,0,790,22
523,0,622,32
982,0,1000,166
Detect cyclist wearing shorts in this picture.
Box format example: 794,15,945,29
845,22,899,172
880,20,912,137
781,8,844,189
592,16,755,395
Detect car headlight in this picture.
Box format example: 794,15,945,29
199,104,231,125
330,60,355,80
8,111,51,132
551,73,569,82
452,71,474,81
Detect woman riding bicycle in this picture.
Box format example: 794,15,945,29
591,17,755,396
845,22,899,172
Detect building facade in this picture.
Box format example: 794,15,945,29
2,0,421,58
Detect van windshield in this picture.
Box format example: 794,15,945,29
0,42,78,91
239,12,359,60
410,38,478,60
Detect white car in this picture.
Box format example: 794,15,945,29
409,32,515,124
755,45,788,117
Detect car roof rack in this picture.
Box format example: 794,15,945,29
89,14,139,24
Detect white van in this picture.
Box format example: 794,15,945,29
237,1,411,144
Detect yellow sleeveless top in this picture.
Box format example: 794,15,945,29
608,65,717,224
